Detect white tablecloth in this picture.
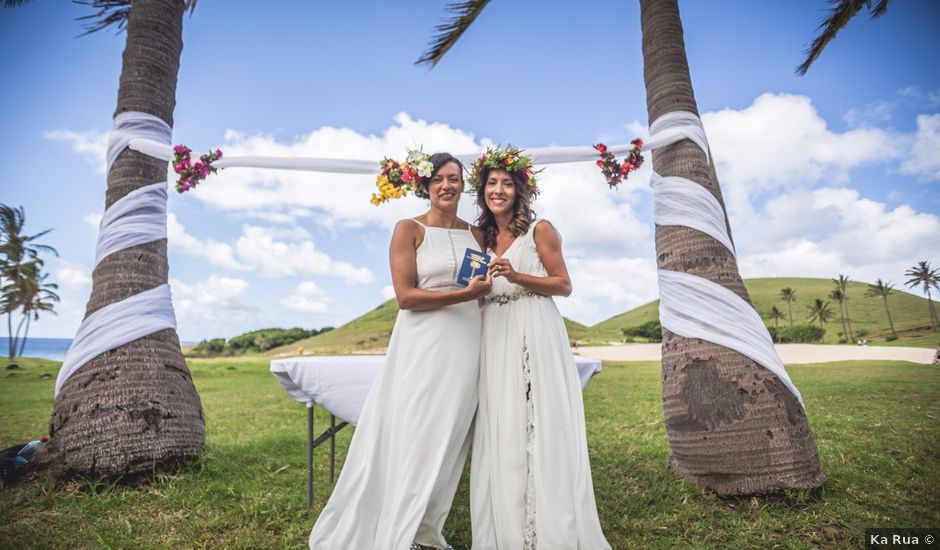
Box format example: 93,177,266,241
270,354,603,425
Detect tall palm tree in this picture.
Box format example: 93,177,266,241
807,298,834,329
768,305,785,329
8,0,205,479
418,0,823,496
780,287,797,328
829,288,850,342
16,267,61,358
797,0,891,75
865,279,897,338
0,204,58,362
833,274,854,340
905,261,940,330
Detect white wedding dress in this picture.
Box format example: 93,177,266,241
470,220,610,549
310,219,481,549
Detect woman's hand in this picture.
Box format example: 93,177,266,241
489,257,519,284
465,274,493,299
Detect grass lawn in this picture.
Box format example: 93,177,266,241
1,357,938,548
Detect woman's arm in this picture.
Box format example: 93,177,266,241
489,220,572,297
390,220,492,311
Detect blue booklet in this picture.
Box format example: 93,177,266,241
457,248,491,287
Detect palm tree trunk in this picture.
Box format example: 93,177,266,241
787,302,793,328
837,302,848,342
928,290,939,330
7,311,15,361
17,314,31,358
37,0,205,480
639,0,824,495
843,300,854,340
882,295,896,338
13,312,28,358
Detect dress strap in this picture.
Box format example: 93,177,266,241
409,218,428,229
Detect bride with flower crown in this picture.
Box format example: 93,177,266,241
309,152,491,549
468,147,610,549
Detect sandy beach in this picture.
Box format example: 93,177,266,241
574,343,936,364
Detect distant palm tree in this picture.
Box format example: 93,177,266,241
797,0,891,75
780,287,797,327
833,274,854,340
417,0,824,496
0,204,58,362
808,299,834,329
16,266,60,357
768,305,785,329
905,261,940,330
865,279,897,338
829,288,850,341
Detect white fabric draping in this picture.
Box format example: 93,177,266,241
55,284,177,396
657,270,803,405
107,112,174,172
270,355,604,425
131,141,645,175
651,173,735,256
646,111,804,406
56,112,177,396
94,182,168,267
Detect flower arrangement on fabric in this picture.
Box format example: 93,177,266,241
593,139,644,188
370,149,434,205
468,145,540,198
173,145,223,193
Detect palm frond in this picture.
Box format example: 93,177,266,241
2,0,36,7
415,0,491,69
797,0,878,76
72,0,197,36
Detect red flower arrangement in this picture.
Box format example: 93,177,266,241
593,138,644,188
173,145,223,193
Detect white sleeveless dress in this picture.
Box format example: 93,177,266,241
470,220,610,549
310,220,482,550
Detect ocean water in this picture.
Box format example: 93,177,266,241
0,337,72,362
0,338,199,362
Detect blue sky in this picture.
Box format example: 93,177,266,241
2,0,938,340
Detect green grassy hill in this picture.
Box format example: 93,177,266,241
272,299,592,355
588,277,937,346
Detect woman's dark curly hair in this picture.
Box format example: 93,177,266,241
415,152,464,198
475,166,535,251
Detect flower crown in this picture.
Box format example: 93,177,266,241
468,145,540,198
370,149,434,206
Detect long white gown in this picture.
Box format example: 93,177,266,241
310,220,481,549
470,219,610,549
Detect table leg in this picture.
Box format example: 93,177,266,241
330,414,336,484
306,402,314,510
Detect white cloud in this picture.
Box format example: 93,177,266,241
235,225,375,283
188,113,490,229
899,113,940,181
381,285,396,300
170,274,252,338
702,93,899,213
83,212,102,228
55,260,92,291
843,100,895,127
44,128,108,173
281,281,330,313
559,256,660,326
167,213,247,271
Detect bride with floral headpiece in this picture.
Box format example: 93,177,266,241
310,151,491,550
469,146,611,549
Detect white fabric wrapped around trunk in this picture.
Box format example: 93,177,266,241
57,112,177,396
657,270,804,405
56,284,177,396
646,111,804,406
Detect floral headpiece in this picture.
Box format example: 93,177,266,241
468,145,540,198
371,149,434,206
